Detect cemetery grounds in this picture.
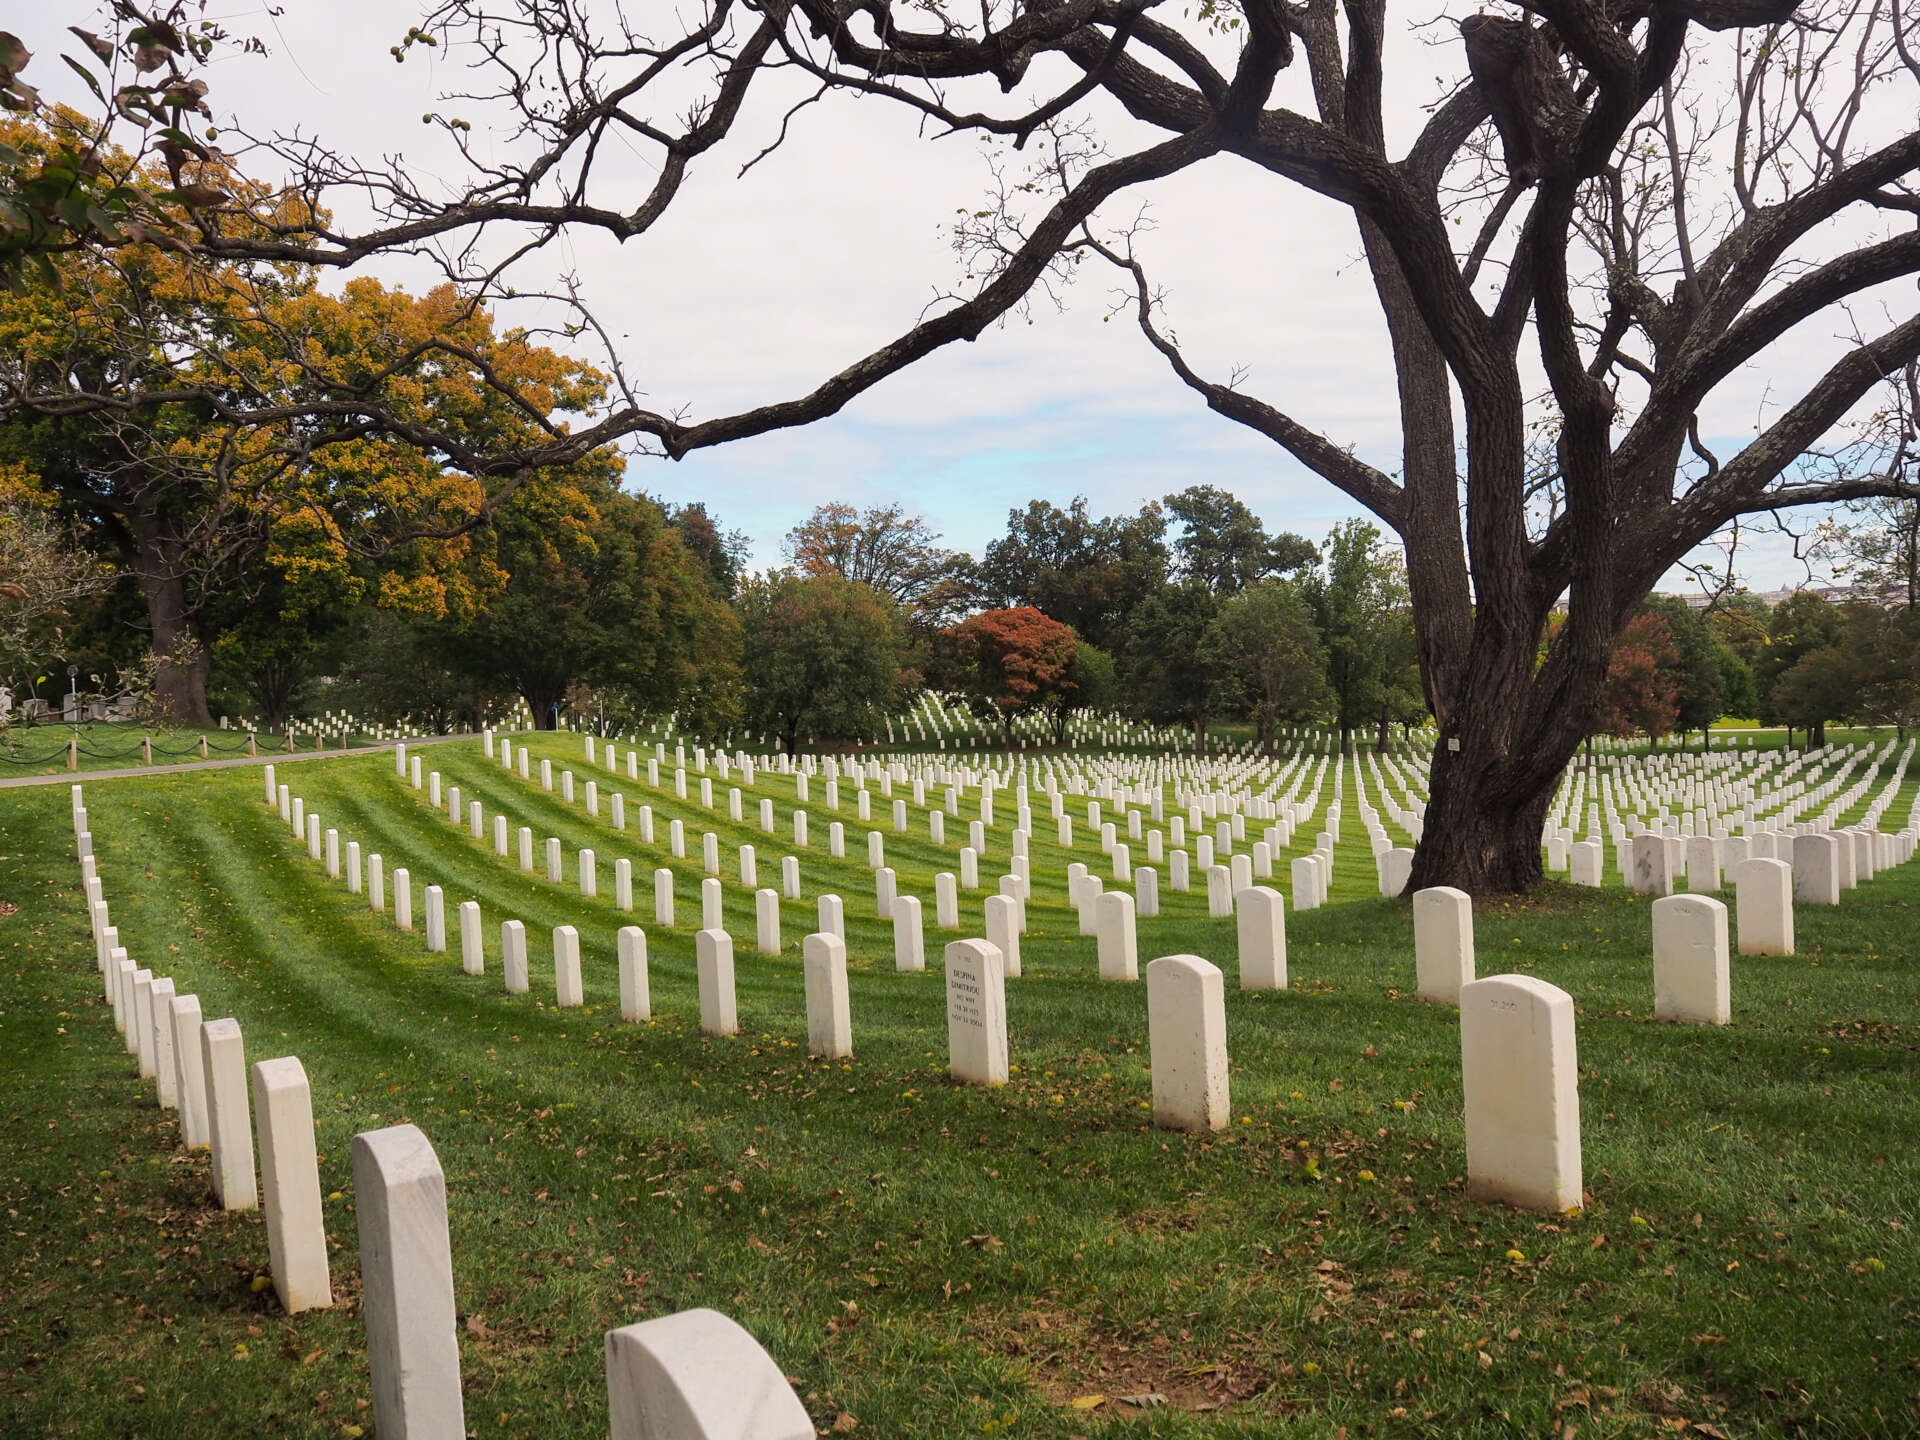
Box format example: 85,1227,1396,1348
1,728,1916,1438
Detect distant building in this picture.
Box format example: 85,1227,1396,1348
1655,584,1866,610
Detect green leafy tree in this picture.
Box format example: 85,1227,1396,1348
1164,485,1316,595
1771,646,1857,748
207,511,364,729
1121,582,1226,745
666,502,750,600
1716,644,1758,723
1643,596,1725,745
1200,580,1331,753
1301,520,1417,754
1044,640,1118,745
782,502,965,622
456,479,740,730
736,572,905,754
332,608,494,734
1838,602,1920,736
1703,592,1773,666
1756,592,1844,741
977,498,1167,649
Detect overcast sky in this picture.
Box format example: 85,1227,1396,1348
31,1,1913,592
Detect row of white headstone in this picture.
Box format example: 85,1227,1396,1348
76,782,337,1316
368,761,1588,1218
95,777,839,1440
402,740,1871,1218
78,801,803,1440
487,737,1364,984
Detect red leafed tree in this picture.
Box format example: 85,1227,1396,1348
1592,613,1681,740
951,607,1078,741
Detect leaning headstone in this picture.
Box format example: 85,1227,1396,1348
393,868,412,931
1235,885,1287,989
132,969,156,1073
1652,894,1730,1025
202,1018,256,1210
984,893,1022,980
1289,855,1318,910
456,902,484,975
803,933,852,1059
1205,863,1233,918
1096,890,1138,981
251,1056,333,1312
893,894,925,972
618,927,650,1022
1413,886,1474,1004
352,1123,464,1440
1135,865,1160,918
1459,975,1582,1213
603,1309,813,1440
424,885,446,952
1147,954,1229,1132
1630,833,1673,897
945,938,1008,1085
502,920,529,994
1792,833,1840,905
169,994,209,1149
147,976,179,1107
1381,847,1415,896
755,888,781,955
1568,841,1603,887
553,926,583,1007
696,929,739,1036
1734,856,1794,955
1685,836,1721,893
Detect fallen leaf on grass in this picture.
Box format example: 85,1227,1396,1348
1119,1393,1168,1408
1069,1395,1107,1411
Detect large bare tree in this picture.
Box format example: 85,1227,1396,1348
8,0,1919,888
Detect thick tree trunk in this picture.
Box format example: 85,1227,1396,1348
1375,714,1390,753
124,512,213,727
522,689,563,729
1409,753,1556,893
1810,717,1827,747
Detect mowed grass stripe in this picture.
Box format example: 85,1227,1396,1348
4,748,1917,1437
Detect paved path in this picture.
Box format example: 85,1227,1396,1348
0,733,475,789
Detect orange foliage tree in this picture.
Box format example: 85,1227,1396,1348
1591,612,1681,741
949,606,1077,741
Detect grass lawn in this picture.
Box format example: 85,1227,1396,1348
1,733,1915,1438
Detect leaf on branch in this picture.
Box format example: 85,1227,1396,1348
68,28,114,64
62,55,106,103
